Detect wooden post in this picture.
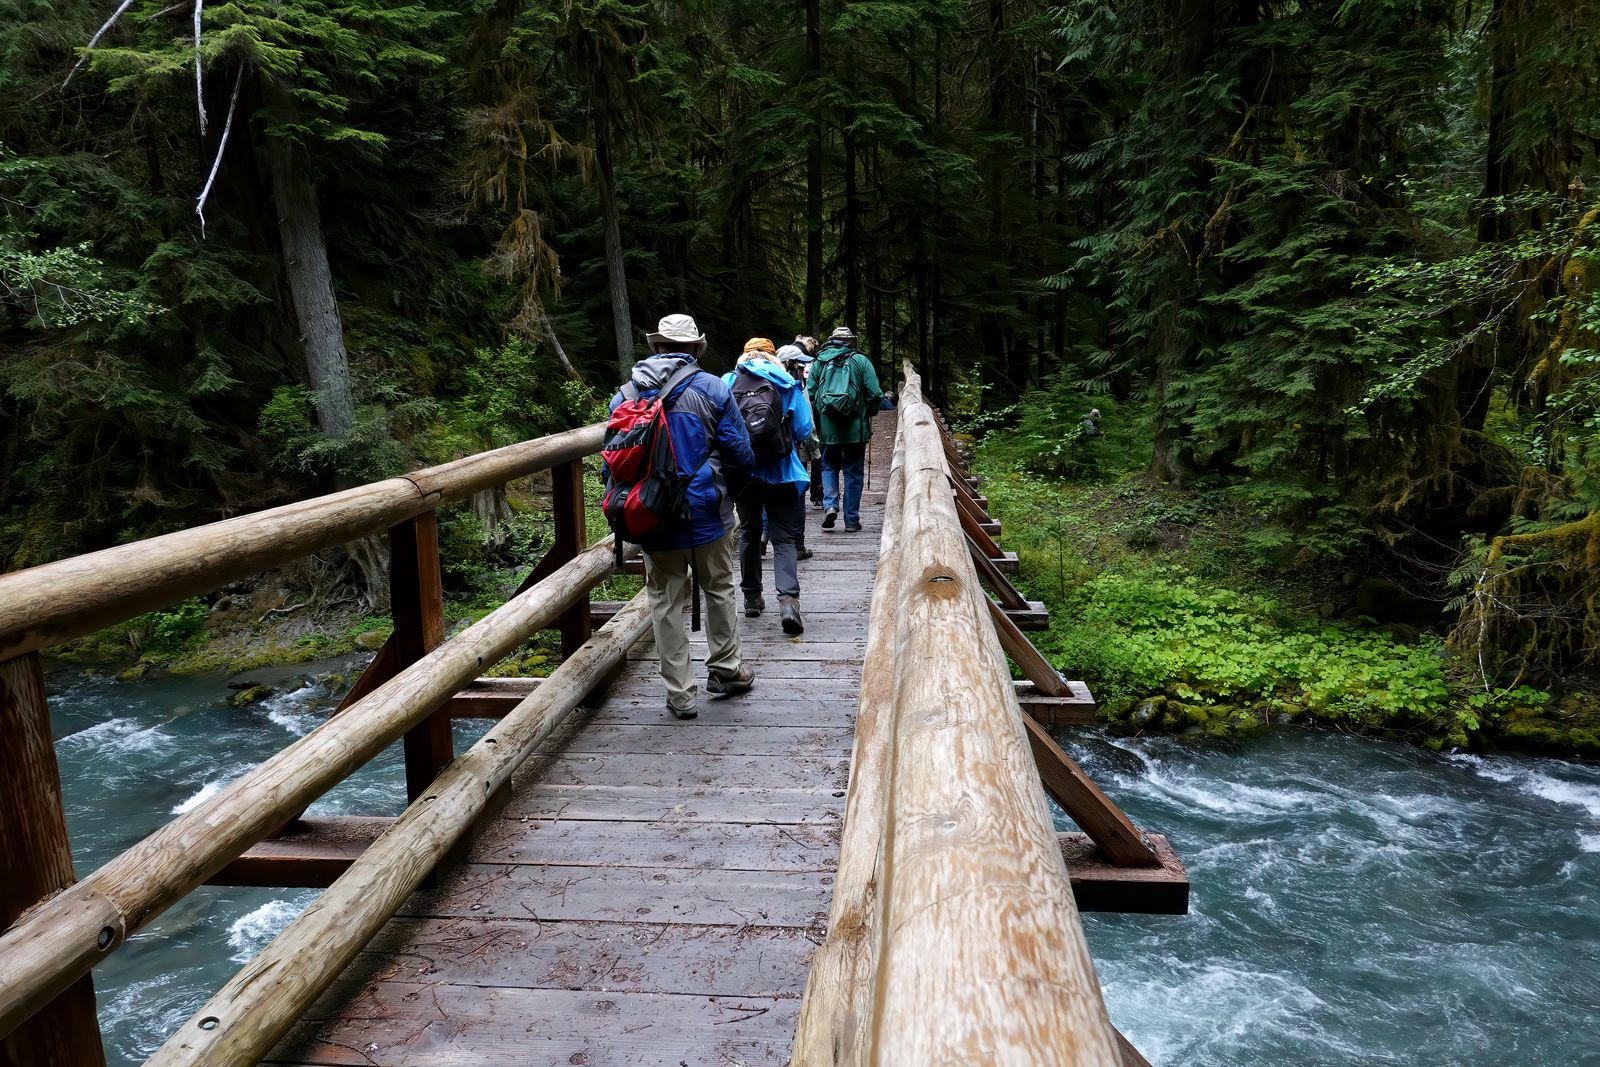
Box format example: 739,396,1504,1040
390,514,449,802
967,534,1030,611
521,460,592,659
0,654,106,1067
1022,715,1159,868
987,596,1073,697
956,492,1005,560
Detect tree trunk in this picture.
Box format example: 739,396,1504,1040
262,104,355,439
595,118,634,378
1148,0,1214,484
843,126,858,329
805,0,823,335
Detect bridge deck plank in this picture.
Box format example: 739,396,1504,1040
273,428,894,1067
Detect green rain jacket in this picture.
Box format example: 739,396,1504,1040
808,342,884,445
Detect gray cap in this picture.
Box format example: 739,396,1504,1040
829,326,856,342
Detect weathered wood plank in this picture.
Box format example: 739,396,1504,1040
1061,833,1189,915
529,752,850,791
353,917,820,996
271,983,800,1067
627,641,865,662
472,817,841,872
544,724,855,757
273,428,892,1066
586,696,857,727
402,862,833,928
506,784,846,825
210,816,393,888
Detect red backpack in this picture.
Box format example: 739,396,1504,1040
601,363,702,544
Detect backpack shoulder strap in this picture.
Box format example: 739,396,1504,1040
658,362,702,408
619,381,641,403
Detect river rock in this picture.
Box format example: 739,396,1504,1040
230,684,274,707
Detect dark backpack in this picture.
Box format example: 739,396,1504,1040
600,363,701,544
811,352,859,417
731,367,794,463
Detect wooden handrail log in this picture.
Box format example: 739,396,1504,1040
870,366,1120,1064
0,423,603,661
0,537,617,1044
148,595,655,1067
791,415,908,1066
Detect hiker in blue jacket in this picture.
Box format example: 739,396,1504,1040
609,313,756,720
724,338,815,636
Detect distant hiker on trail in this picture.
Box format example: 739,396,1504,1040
778,342,819,560
601,313,756,720
1081,408,1103,438
795,335,824,511
725,339,814,636
808,326,883,533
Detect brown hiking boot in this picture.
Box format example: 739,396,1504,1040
779,596,804,636
706,667,755,696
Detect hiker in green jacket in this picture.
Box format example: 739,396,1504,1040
808,326,883,533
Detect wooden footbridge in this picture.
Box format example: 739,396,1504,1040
0,366,1186,1066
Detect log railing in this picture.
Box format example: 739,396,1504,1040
793,366,1126,1065
0,422,613,1066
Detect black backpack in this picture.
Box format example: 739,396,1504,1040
732,367,794,463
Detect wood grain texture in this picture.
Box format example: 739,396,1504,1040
0,540,617,1043
968,531,1031,610
1023,714,1157,868
0,425,602,662
0,653,106,1067
792,410,906,1066
867,369,1121,1065
1059,833,1189,915
148,597,655,1066
989,594,1073,696
270,983,800,1066
391,513,452,801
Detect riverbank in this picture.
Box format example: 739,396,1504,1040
970,432,1600,760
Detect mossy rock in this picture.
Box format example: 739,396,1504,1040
116,661,151,681
356,630,389,651
230,684,274,706
1497,699,1600,758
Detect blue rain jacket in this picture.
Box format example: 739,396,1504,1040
721,358,815,489
607,353,755,551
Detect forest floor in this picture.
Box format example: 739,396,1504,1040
969,430,1600,760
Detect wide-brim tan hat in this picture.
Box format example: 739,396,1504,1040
647,313,706,348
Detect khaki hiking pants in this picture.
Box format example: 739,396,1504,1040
643,532,742,713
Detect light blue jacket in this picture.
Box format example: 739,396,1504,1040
722,358,815,489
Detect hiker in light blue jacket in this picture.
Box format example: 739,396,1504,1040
723,338,815,636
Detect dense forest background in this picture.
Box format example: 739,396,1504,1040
3,0,1599,718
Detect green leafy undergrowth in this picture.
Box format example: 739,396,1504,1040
972,443,1509,749
1046,569,1458,734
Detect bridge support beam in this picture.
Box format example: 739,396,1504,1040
521,459,593,659
0,653,106,1067
391,512,450,803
